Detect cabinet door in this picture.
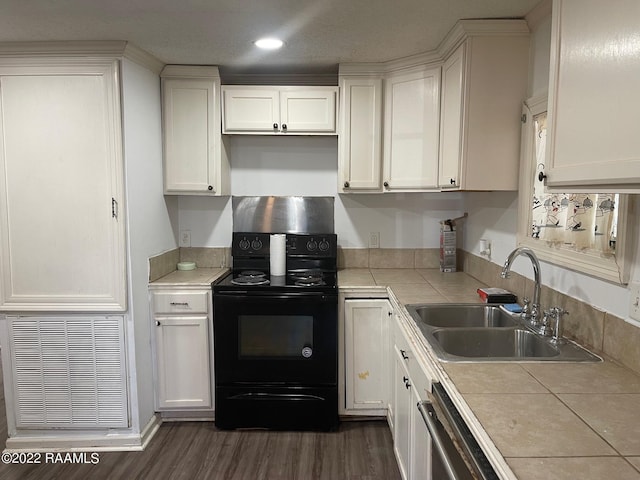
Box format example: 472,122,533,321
155,315,212,409
280,87,337,133
0,60,126,311
393,345,412,480
344,299,391,412
546,0,640,190
163,77,220,193
383,68,440,190
383,67,441,190
438,44,465,189
339,77,383,192
411,388,432,480
222,87,280,133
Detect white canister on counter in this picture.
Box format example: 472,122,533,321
270,234,286,276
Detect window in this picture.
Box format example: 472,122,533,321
517,95,634,284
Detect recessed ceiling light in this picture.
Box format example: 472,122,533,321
254,38,284,50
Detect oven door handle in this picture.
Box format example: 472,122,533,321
228,392,326,401
214,291,335,300
418,400,463,480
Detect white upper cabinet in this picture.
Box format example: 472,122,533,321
338,76,383,192
0,58,127,311
161,66,230,195
545,0,640,191
280,88,337,133
222,86,338,134
438,25,530,191
339,20,530,194
383,66,441,191
438,45,465,189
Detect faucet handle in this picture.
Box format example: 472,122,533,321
549,307,569,344
540,309,554,336
520,297,531,319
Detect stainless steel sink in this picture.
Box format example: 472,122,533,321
406,303,601,363
431,328,558,359
407,304,518,328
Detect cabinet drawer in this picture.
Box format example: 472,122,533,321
152,291,210,314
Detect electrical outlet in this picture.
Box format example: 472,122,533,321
180,230,191,248
630,282,640,321
369,232,380,249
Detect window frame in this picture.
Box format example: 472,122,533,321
516,94,634,285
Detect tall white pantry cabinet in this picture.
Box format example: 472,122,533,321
0,43,176,451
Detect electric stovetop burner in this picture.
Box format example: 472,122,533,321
289,269,325,286
231,271,270,286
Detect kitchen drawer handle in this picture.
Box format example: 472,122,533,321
403,376,411,389
400,349,409,360
169,302,189,306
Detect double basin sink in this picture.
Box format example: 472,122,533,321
406,304,601,362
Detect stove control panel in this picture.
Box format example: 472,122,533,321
233,233,270,256
232,232,337,258
287,234,337,257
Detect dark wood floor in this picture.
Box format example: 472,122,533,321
0,358,401,480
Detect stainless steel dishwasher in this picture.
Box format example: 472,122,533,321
418,382,499,480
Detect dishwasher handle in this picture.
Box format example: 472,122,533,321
418,400,464,480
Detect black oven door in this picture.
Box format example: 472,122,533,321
213,291,338,386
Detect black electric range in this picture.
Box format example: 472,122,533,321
211,232,339,431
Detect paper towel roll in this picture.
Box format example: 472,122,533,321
270,234,286,276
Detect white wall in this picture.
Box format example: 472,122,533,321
122,58,178,431
178,135,465,248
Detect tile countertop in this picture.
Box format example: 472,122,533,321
339,268,640,480
149,267,229,287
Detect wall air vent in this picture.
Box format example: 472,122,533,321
8,316,128,429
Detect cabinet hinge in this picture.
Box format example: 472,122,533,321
111,198,118,219
521,113,527,123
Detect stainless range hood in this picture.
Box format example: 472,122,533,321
232,196,334,234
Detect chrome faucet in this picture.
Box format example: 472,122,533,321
501,247,542,326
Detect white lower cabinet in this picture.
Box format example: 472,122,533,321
393,344,413,480
392,312,433,480
411,384,431,479
150,288,213,411
343,298,392,414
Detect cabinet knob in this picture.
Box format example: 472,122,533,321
403,376,411,389
450,178,456,185
538,171,547,182
156,321,161,326
208,185,213,191
282,124,287,131
273,123,279,130
383,181,389,188
344,181,350,188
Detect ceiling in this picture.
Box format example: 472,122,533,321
2,0,541,75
